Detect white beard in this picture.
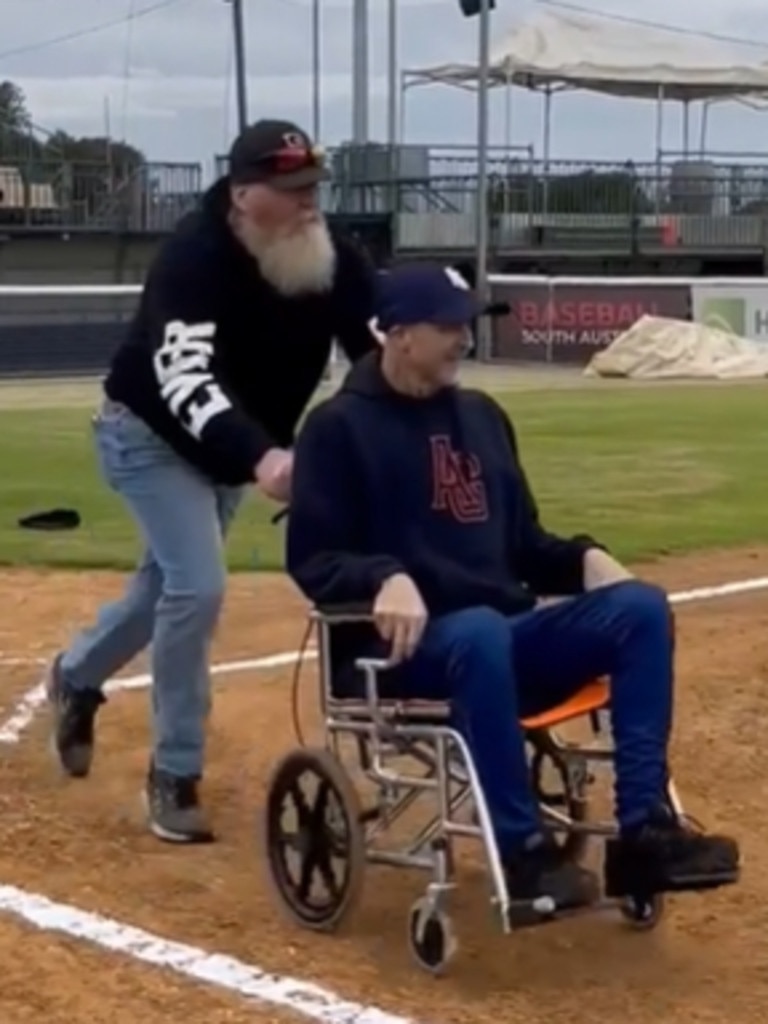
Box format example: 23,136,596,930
255,219,337,297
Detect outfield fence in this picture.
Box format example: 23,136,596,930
0,277,766,378
0,285,136,379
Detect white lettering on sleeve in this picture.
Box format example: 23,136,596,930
152,320,233,438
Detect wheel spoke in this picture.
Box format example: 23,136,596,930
288,779,313,826
315,846,341,901
310,779,330,828
277,829,302,852
297,842,318,902
294,779,334,905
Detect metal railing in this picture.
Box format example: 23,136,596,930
2,143,768,252
315,156,768,219
0,157,203,232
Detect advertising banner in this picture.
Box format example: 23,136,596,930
691,283,768,342
489,281,691,364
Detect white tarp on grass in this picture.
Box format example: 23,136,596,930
584,315,768,379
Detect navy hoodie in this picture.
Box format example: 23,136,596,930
287,351,600,619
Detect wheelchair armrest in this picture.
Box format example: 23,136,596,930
311,602,375,624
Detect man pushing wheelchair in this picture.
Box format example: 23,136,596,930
285,262,740,919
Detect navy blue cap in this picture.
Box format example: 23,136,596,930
374,263,483,332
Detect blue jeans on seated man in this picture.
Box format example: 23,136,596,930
54,404,244,781
393,581,674,861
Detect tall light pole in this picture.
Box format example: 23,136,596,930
386,0,398,202
352,0,369,143
225,0,248,133
387,0,397,148
474,0,492,359
311,0,321,138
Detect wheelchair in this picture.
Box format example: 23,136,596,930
262,603,680,974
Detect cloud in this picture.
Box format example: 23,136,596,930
1,0,767,170
17,71,391,125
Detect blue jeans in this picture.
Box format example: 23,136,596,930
394,581,674,859
59,403,245,778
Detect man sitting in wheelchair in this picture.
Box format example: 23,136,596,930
285,261,740,919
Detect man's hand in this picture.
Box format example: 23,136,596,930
373,573,428,664
583,547,633,591
255,448,293,503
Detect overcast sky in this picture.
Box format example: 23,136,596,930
3,0,768,181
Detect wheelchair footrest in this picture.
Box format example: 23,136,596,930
507,897,615,929
507,895,559,928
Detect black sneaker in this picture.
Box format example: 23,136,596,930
605,813,740,899
46,654,105,778
505,833,600,927
144,764,215,844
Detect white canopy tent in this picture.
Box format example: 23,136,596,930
405,8,768,100
402,9,768,160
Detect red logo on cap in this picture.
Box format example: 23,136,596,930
282,131,306,149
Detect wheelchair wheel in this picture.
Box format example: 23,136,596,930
263,746,366,932
407,897,458,975
619,893,666,931
527,731,590,863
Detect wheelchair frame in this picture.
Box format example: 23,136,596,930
263,605,678,973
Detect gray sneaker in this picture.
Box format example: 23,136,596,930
46,654,105,778
144,764,215,844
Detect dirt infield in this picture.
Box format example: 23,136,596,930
2,549,768,1023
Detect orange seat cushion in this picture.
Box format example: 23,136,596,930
519,678,610,731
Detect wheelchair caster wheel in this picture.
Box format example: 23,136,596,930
619,893,665,931
407,898,457,974
263,746,366,933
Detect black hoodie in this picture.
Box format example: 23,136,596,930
286,350,600,618
104,178,378,486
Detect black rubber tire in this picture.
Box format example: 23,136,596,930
262,746,366,932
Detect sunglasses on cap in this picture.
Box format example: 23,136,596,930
259,143,326,175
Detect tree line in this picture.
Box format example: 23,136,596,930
0,79,146,219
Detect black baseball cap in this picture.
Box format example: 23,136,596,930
228,119,330,191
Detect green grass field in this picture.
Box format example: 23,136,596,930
2,383,767,571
